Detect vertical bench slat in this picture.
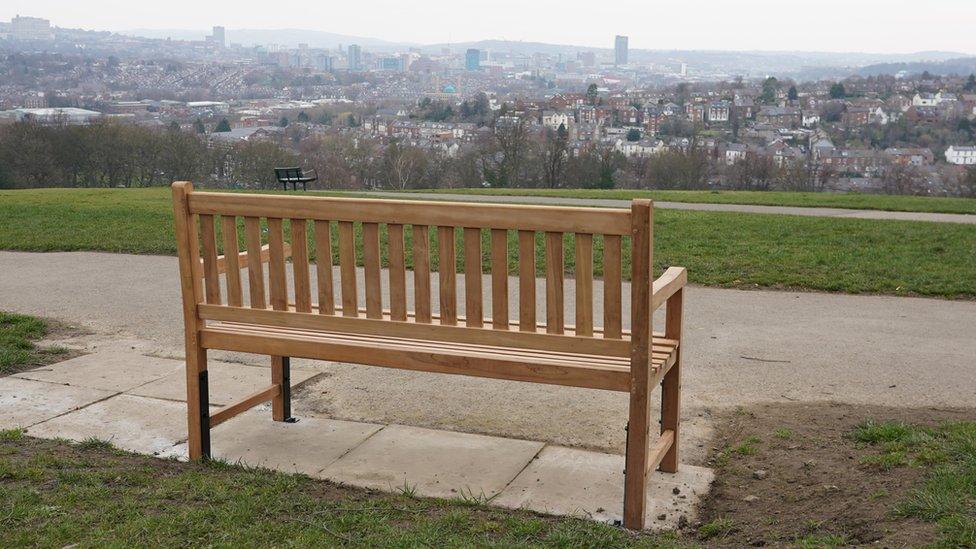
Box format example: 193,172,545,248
490,229,509,330
388,224,407,321
338,221,358,317
518,230,536,331
363,222,382,319
243,216,266,309
199,214,222,305
220,215,243,307
412,225,432,323
545,232,564,334
603,234,622,339
463,228,483,328
438,226,457,326
266,218,288,311
575,233,594,337
313,220,334,315
291,219,312,313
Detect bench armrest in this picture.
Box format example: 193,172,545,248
651,267,687,311
200,243,293,276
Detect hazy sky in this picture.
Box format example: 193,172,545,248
4,0,976,53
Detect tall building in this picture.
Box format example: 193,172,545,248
11,16,53,41
614,35,628,66
465,48,481,71
348,44,363,70
211,26,225,48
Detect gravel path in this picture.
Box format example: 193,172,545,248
3,251,974,454
359,192,976,224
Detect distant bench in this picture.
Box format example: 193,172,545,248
171,181,687,530
274,166,317,191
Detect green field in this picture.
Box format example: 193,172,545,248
407,188,976,215
2,187,975,298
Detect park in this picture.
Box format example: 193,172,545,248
1,185,974,546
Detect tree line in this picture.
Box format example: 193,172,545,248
2,119,974,197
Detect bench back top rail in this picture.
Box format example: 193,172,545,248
175,183,654,358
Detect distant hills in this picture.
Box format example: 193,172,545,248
858,57,976,77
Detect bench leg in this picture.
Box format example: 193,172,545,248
271,355,295,422
661,289,683,473
660,360,681,473
623,374,651,530
186,346,211,460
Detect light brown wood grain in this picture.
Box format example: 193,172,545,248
338,221,357,317
575,233,593,337
291,219,312,313
623,199,653,530
413,225,432,323
363,222,382,319
518,230,536,331
189,191,631,235
545,232,564,335
266,218,288,312
313,220,335,315
603,234,622,339
388,224,407,321
463,227,483,328
243,216,267,309
220,215,243,306
490,229,509,330
199,214,222,305
438,226,457,326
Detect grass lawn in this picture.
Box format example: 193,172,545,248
2,187,975,298
0,312,71,376
407,188,976,215
0,432,686,548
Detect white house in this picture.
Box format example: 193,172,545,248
945,145,976,165
912,93,939,107
725,143,749,165
541,111,572,131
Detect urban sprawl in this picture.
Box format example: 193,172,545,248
2,16,975,195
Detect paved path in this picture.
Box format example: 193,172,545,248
359,192,976,224
3,251,974,456
1,346,711,529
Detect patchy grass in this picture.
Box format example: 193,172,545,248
852,420,976,546
0,311,73,375
2,187,976,298
407,188,976,215
0,435,691,548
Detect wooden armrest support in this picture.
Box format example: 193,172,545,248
651,267,687,311
201,243,293,276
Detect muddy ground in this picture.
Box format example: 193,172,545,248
693,402,974,547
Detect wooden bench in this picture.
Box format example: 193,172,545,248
274,166,317,191
171,182,687,530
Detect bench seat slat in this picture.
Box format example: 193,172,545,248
200,325,640,393
197,304,638,358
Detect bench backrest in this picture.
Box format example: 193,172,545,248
172,182,655,359
274,167,302,181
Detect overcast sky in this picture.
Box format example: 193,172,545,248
4,0,976,54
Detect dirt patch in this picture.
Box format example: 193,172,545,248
1,315,89,377
694,402,974,547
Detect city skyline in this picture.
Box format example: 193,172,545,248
3,0,976,55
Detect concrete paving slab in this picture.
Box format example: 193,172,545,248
26,394,191,455
492,445,713,530
0,377,114,428
12,350,183,393
128,360,319,405
179,410,384,475
320,424,544,498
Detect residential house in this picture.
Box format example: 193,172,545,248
945,145,976,165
